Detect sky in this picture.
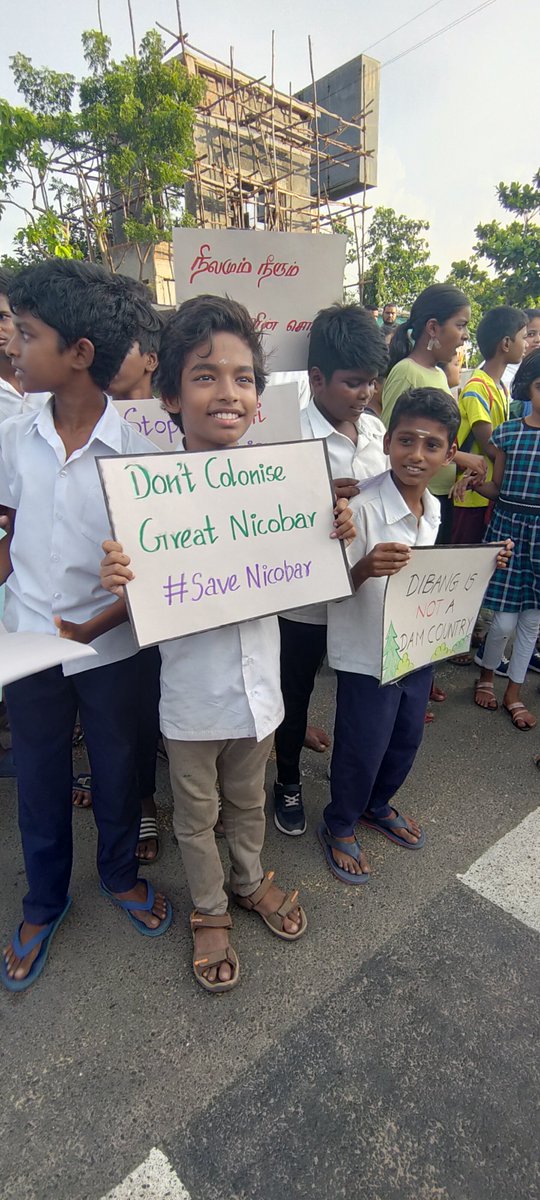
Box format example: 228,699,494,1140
0,0,538,277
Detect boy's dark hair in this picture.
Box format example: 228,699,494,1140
116,275,164,355
512,348,540,403
0,267,15,298
307,302,388,379
476,306,527,360
365,303,378,312
388,386,460,446
157,294,267,428
526,308,540,322
8,260,140,390
389,284,469,370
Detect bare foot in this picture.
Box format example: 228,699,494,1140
112,880,168,930
3,921,47,982
194,925,234,984
330,836,371,875
304,724,331,753
137,796,159,861
474,671,497,711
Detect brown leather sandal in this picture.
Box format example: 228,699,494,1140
473,680,498,711
190,911,240,994
233,871,307,941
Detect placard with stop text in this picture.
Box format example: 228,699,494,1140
97,440,352,647
381,544,502,684
113,383,301,454
172,228,347,371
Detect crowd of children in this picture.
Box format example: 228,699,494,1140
0,259,535,995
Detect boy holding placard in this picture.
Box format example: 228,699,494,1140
320,386,459,882
274,303,389,835
0,261,173,992
100,294,355,992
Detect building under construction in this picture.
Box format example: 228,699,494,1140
114,31,380,304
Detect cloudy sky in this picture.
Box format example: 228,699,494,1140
0,0,537,276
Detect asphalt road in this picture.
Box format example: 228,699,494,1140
1,657,539,1200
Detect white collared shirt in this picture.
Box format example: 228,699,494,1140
0,397,150,675
285,399,389,625
159,616,283,743
327,471,441,679
0,377,50,423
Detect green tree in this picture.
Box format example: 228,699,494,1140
0,30,204,276
363,207,438,310
474,170,540,307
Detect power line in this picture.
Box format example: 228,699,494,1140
381,0,497,68
362,0,448,55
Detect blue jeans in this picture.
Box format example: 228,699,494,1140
5,657,141,925
324,667,432,839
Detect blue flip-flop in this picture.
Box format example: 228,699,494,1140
99,878,172,937
359,809,426,849
1,895,72,993
0,748,16,779
317,822,370,884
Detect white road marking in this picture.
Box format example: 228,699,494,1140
100,1148,191,1199
458,806,540,933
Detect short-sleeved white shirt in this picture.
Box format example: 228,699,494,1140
327,471,440,679
0,378,50,424
0,397,150,675
159,616,283,743
285,399,389,625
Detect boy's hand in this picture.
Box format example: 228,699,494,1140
496,539,513,570
54,615,91,645
333,477,360,501
101,539,133,597
363,542,411,578
330,497,356,544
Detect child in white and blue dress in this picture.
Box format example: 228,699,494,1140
472,349,540,729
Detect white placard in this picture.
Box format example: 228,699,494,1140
113,383,301,454
0,626,97,686
172,229,347,372
381,544,501,684
97,441,352,648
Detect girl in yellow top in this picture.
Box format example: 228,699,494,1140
452,306,528,545
381,285,485,545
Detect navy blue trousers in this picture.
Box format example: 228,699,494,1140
5,656,140,925
136,646,161,800
324,666,432,838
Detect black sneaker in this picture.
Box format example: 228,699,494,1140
273,781,307,836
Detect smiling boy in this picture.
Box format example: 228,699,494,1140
320,387,459,883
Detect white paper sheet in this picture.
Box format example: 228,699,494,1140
0,626,97,686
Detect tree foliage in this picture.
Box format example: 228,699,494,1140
0,30,204,275
363,207,438,310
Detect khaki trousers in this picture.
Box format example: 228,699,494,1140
164,733,274,914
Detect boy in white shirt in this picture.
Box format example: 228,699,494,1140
0,261,172,992
274,304,389,835
321,387,459,882
100,295,355,992
0,268,49,422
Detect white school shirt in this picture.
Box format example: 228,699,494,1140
327,471,441,679
285,399,389,625
155,435,283,743
0,397,150,675
0,377,49,423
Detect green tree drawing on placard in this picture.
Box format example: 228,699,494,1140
395,652,415,678
382,622,404,682
430,642,454,662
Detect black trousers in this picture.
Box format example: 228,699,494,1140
274,616,328,785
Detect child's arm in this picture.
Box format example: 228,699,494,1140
54,598,129,645
350,542,411,592
454,447,506,503
0,508,14,585
453,450,487,483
